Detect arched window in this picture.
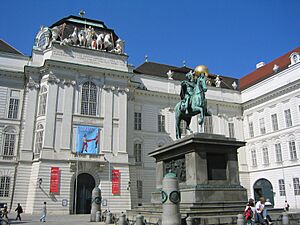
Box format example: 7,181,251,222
35,124,44,154
2,127,17,160
0,176,10,197
38,86,48,116
81,81,97,116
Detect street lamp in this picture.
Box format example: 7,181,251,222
104,156,110,210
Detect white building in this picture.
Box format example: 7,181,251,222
0,15,299,214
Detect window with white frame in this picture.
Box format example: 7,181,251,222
293,178,300,195
228,122,235,138
0,176,10,197
271,114,279,131
38,86,48,116
262,147,269,165
137,180,143,198
284,109,292,128
158,115,165,132
81,81,97,116
251,148,257,166
204,116,213,133
259,118,266,134
2,127,16,160
249,122,254,138
180,120,187,135
278,179,286,196
134,142,142,163
7,90,20,119
275,143,283,162
35,124,44,154
289,140,297,160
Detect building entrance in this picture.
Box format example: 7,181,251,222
253,178,274,206
74,173,95,214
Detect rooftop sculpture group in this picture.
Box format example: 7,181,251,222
34,25,125,55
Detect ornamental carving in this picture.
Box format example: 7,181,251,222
165,158,186,183
27,77,40,89
34,23,125,55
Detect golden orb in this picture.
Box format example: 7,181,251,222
194,65,209,77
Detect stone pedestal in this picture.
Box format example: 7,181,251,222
149,133,247,206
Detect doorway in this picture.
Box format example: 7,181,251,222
253,178,274,205
74,173,95,214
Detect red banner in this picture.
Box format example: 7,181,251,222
111,170,120,195
50,167,60,193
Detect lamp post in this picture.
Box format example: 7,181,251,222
104,157,110,210
74,152,79,214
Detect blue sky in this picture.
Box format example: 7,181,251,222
1,0,299,78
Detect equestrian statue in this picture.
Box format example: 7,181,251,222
175,65,211,139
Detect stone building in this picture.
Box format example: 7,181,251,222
0,15,299,214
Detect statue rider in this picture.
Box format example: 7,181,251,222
180,70,196,114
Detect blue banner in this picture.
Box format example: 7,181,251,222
76,126,100,154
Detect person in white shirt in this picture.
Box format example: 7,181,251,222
255,197,273,225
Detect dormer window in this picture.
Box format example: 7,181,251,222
290,52,300,65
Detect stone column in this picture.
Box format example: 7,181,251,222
162,173,181,225
90,187,101,222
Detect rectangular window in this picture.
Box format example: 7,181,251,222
137,180,143,199
8,90,20,119
262,147,269,165
134,143,142,163
0,176,10,197
228,123,235,138
251,149,257,166
259,118,266,134
275,143,283,162
293,178,300,195
180,120,187,135
204,116,213,133
271,114,279,131
134,112,142,130
158,115,165,132
3,134,15,160
249,122,254,138
284,109,293,127
278,179,286,196
289,140,297,160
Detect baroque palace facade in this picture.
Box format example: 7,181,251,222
0,15,299,214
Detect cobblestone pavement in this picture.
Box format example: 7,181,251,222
5,214,106,225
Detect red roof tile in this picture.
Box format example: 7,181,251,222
240,47,300,91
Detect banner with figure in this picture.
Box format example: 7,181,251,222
76,126,100,154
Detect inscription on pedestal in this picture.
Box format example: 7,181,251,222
165,158,186,183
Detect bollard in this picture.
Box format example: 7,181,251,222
118,212,127,225
282,212,289,225
136,214,144,225
96,211,101,222
237,214,244,225
105,211,113,224
90,187,102,222
186,216,193,225
161,172,181,225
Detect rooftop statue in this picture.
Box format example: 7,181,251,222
175,65,211,139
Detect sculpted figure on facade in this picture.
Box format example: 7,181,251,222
110,39,125,54
215,75,221,88
103,34,113,51
96,33,104,50
78,29,87,47
175,65,211,139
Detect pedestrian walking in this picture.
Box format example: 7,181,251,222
2,205,8,220
284,200,290,211
15,203,23,221
40,202,47,222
